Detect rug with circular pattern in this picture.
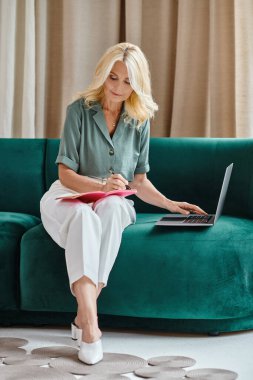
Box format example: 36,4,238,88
0,336,238,379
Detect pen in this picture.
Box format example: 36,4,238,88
88,174,131,189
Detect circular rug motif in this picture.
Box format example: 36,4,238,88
3,354,51,366
84,375,128,379
0,366,76,380
0,348,26,358
154,377,187,380
31,345,78,357
186,368,238,379
50,352,147,375
0,338,28,348
148,356,196,368
134,365,186,378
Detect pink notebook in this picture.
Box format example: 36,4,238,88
56,189,137,203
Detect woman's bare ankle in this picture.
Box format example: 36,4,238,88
75,315,98,330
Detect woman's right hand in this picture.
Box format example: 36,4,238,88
102,173,129,192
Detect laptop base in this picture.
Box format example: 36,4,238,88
155,214,215,227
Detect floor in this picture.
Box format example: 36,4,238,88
0,326,252,379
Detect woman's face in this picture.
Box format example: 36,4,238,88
103,61,133,104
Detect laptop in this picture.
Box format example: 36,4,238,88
155,163,233,227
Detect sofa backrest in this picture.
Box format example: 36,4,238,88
0,138,46,217
1,137,251,219
45,137,253,219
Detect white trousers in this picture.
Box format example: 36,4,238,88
40,180,136,295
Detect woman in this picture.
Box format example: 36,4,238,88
40,42,206,365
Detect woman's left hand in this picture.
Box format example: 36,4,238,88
167,200,207,216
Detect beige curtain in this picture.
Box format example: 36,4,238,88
1,0,253,138
0,0,35,137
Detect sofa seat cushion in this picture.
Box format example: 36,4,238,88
20,224,76,312
19,213,253,321
98,213,253,320
0,212,41,310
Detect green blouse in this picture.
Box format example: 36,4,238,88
56,98,150,181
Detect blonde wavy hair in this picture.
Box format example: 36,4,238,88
77,42,158,127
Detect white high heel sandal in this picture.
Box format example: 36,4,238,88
72,321,103,364
71,322,82,347
78,339,103,365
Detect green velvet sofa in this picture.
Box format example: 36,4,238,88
1,137,253,334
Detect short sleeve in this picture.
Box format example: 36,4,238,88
134,119,150,174
55,104,81,172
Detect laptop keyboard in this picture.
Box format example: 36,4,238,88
183,215,212,224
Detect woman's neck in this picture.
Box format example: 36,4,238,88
101,98,123,114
